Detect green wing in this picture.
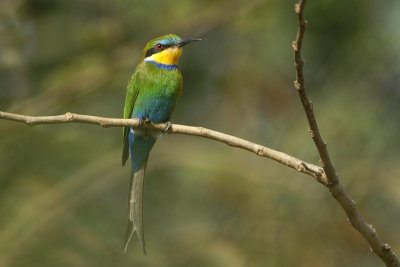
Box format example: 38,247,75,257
122,69,140,166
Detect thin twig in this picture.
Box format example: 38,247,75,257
0,110,328,185
293,0,338,185
292,1,399,266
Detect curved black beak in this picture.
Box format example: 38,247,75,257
174,38,201,47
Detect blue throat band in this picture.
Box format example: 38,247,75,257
145,60,178,70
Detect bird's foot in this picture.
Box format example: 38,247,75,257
162,121,172,133
138,117,151,127
144,117,151,124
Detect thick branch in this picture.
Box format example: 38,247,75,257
292,1,399,266
0,110,328,185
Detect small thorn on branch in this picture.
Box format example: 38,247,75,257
65,112,73,121
256,146,263,155
294,3,300,14
294,59,304,68
297,162,306,172
383,244,392,252
292,41,298,51
294,81,301,90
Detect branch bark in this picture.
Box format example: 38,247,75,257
293,1,399,266
0,110,328,185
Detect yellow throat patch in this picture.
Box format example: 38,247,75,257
147,47,183,65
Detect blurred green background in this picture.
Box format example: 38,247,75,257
1,0,399,266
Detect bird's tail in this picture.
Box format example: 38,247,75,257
123,160,148,254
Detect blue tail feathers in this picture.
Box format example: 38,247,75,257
128,129,157,172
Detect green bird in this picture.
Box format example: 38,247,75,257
122,34,200,254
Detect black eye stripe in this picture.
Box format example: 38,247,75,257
145,48,156,58
145,44,173,58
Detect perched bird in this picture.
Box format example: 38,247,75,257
122,34,200,254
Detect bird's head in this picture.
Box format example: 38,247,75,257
142,34,200,65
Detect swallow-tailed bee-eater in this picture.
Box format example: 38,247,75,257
121,34,200,254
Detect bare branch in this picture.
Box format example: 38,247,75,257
293,0,338,185
292,1,399,266
0,110,328,185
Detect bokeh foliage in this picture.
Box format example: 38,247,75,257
1,0,399,266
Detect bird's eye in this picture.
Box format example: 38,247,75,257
155,43,163,49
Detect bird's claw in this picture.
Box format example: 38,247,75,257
144,117,151,124
138,117,151,127
162,121,172,133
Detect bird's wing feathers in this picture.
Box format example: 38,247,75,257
123,160,148,254
122,71,140,166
